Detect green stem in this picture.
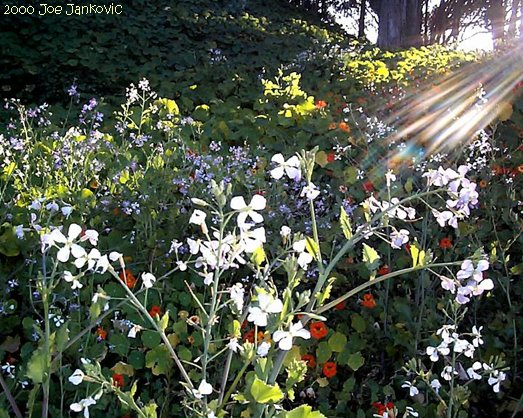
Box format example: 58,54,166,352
218,360,251,411
0,373,23,418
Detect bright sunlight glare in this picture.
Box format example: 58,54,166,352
385,43,523,164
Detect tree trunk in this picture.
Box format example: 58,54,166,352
486,0,506,46
377,0,423,48
358,0,366,38
507,0,520,40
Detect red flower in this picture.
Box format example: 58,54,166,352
334,300,346,310
242,330,265,343
378,265,390,276
315,100,327,109
119,269,137,289
112,373,124,388
301,354,316,368
361,293,376,309
362,180,374,192
96,327,107,341
372,401,395,416
327,152,336,163
439,237,452,249
310,321,328,340
322,362,337,378
149,305,162,318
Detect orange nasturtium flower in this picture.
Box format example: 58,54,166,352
378,265,390,276
439,237,453,249
338,122,351,133
301,354,316,368
322,362,337,378
310,321,328,340
315,100,327,109
119,269,137,289
334,300,346,310
112,373,124,388
96,327,107,341
149,305,162,318
361,293,377,309
242,330,265,343
328,122,337,130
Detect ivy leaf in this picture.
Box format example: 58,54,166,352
250,376,284,404
340,206,353,239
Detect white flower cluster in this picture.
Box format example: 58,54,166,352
438,259,493,304
425,324,507,392
423,165,478,229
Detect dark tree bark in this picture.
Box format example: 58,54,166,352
374,0,423,48
486,0,506,46
358,0,366,38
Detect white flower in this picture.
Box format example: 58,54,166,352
300,183,320,200
487,370,506,393
177,261,188,271
293,239,313,269
471,326,484,347
247,292,283,327
61,206,73,218
257,341,271,357
439,275,456,293
192,380,213,399
64,271,83,289
227,338,240,352
280,225,291,238
50,224,86,262
272,322,311,351
230,283,245,312
390,229,409,249
70,397,96,418
109,251,123,262
191,198,208,207
270,153,301,181
441,365,457,381
187,238,201,254
430,379,441,393
142,272,156,289
385,170,396,187
201,271,214,286
402,381,419,397
432,209,459,229
94,255,110,274
239,225,266,253
405,406,419,417
79,229,98,246
127,324,143,338
68,369,85,385
74,248,101,270
189,209,207,226
467,361,483,380
230,195,266,226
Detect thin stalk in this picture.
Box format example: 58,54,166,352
218,360,251,411
0,373,23,418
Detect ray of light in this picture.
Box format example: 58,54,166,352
381,44,523,166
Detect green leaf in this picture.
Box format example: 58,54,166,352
410,241,425,268
159,311,169,332
26,349,47,384
305,237,320,260
362,243,380,274
280,404,327,418
328,332,347,353
145,344,173,376
347,352,365,371
250,376,284,404
315,277,335,305
251,246,266,268
340,206,353,239
119,170,130,184
316,341,332,364
351,314,366,333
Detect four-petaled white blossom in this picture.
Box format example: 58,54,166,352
257,341,271,357
70,397,96,418
68,369,85,385
273,322,311,350
247,292,283,327
189,209,207,226
402,381,419,397
270,153,301,181
64,271,83,290
142,272,156,289
293,239,313,269
192,380,213,399
300,183,320,200
230,195,266,226
390,228,410,249
50,224,86,262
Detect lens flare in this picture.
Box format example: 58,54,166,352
382,45,523,164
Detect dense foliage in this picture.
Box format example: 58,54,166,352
0,1,522,418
